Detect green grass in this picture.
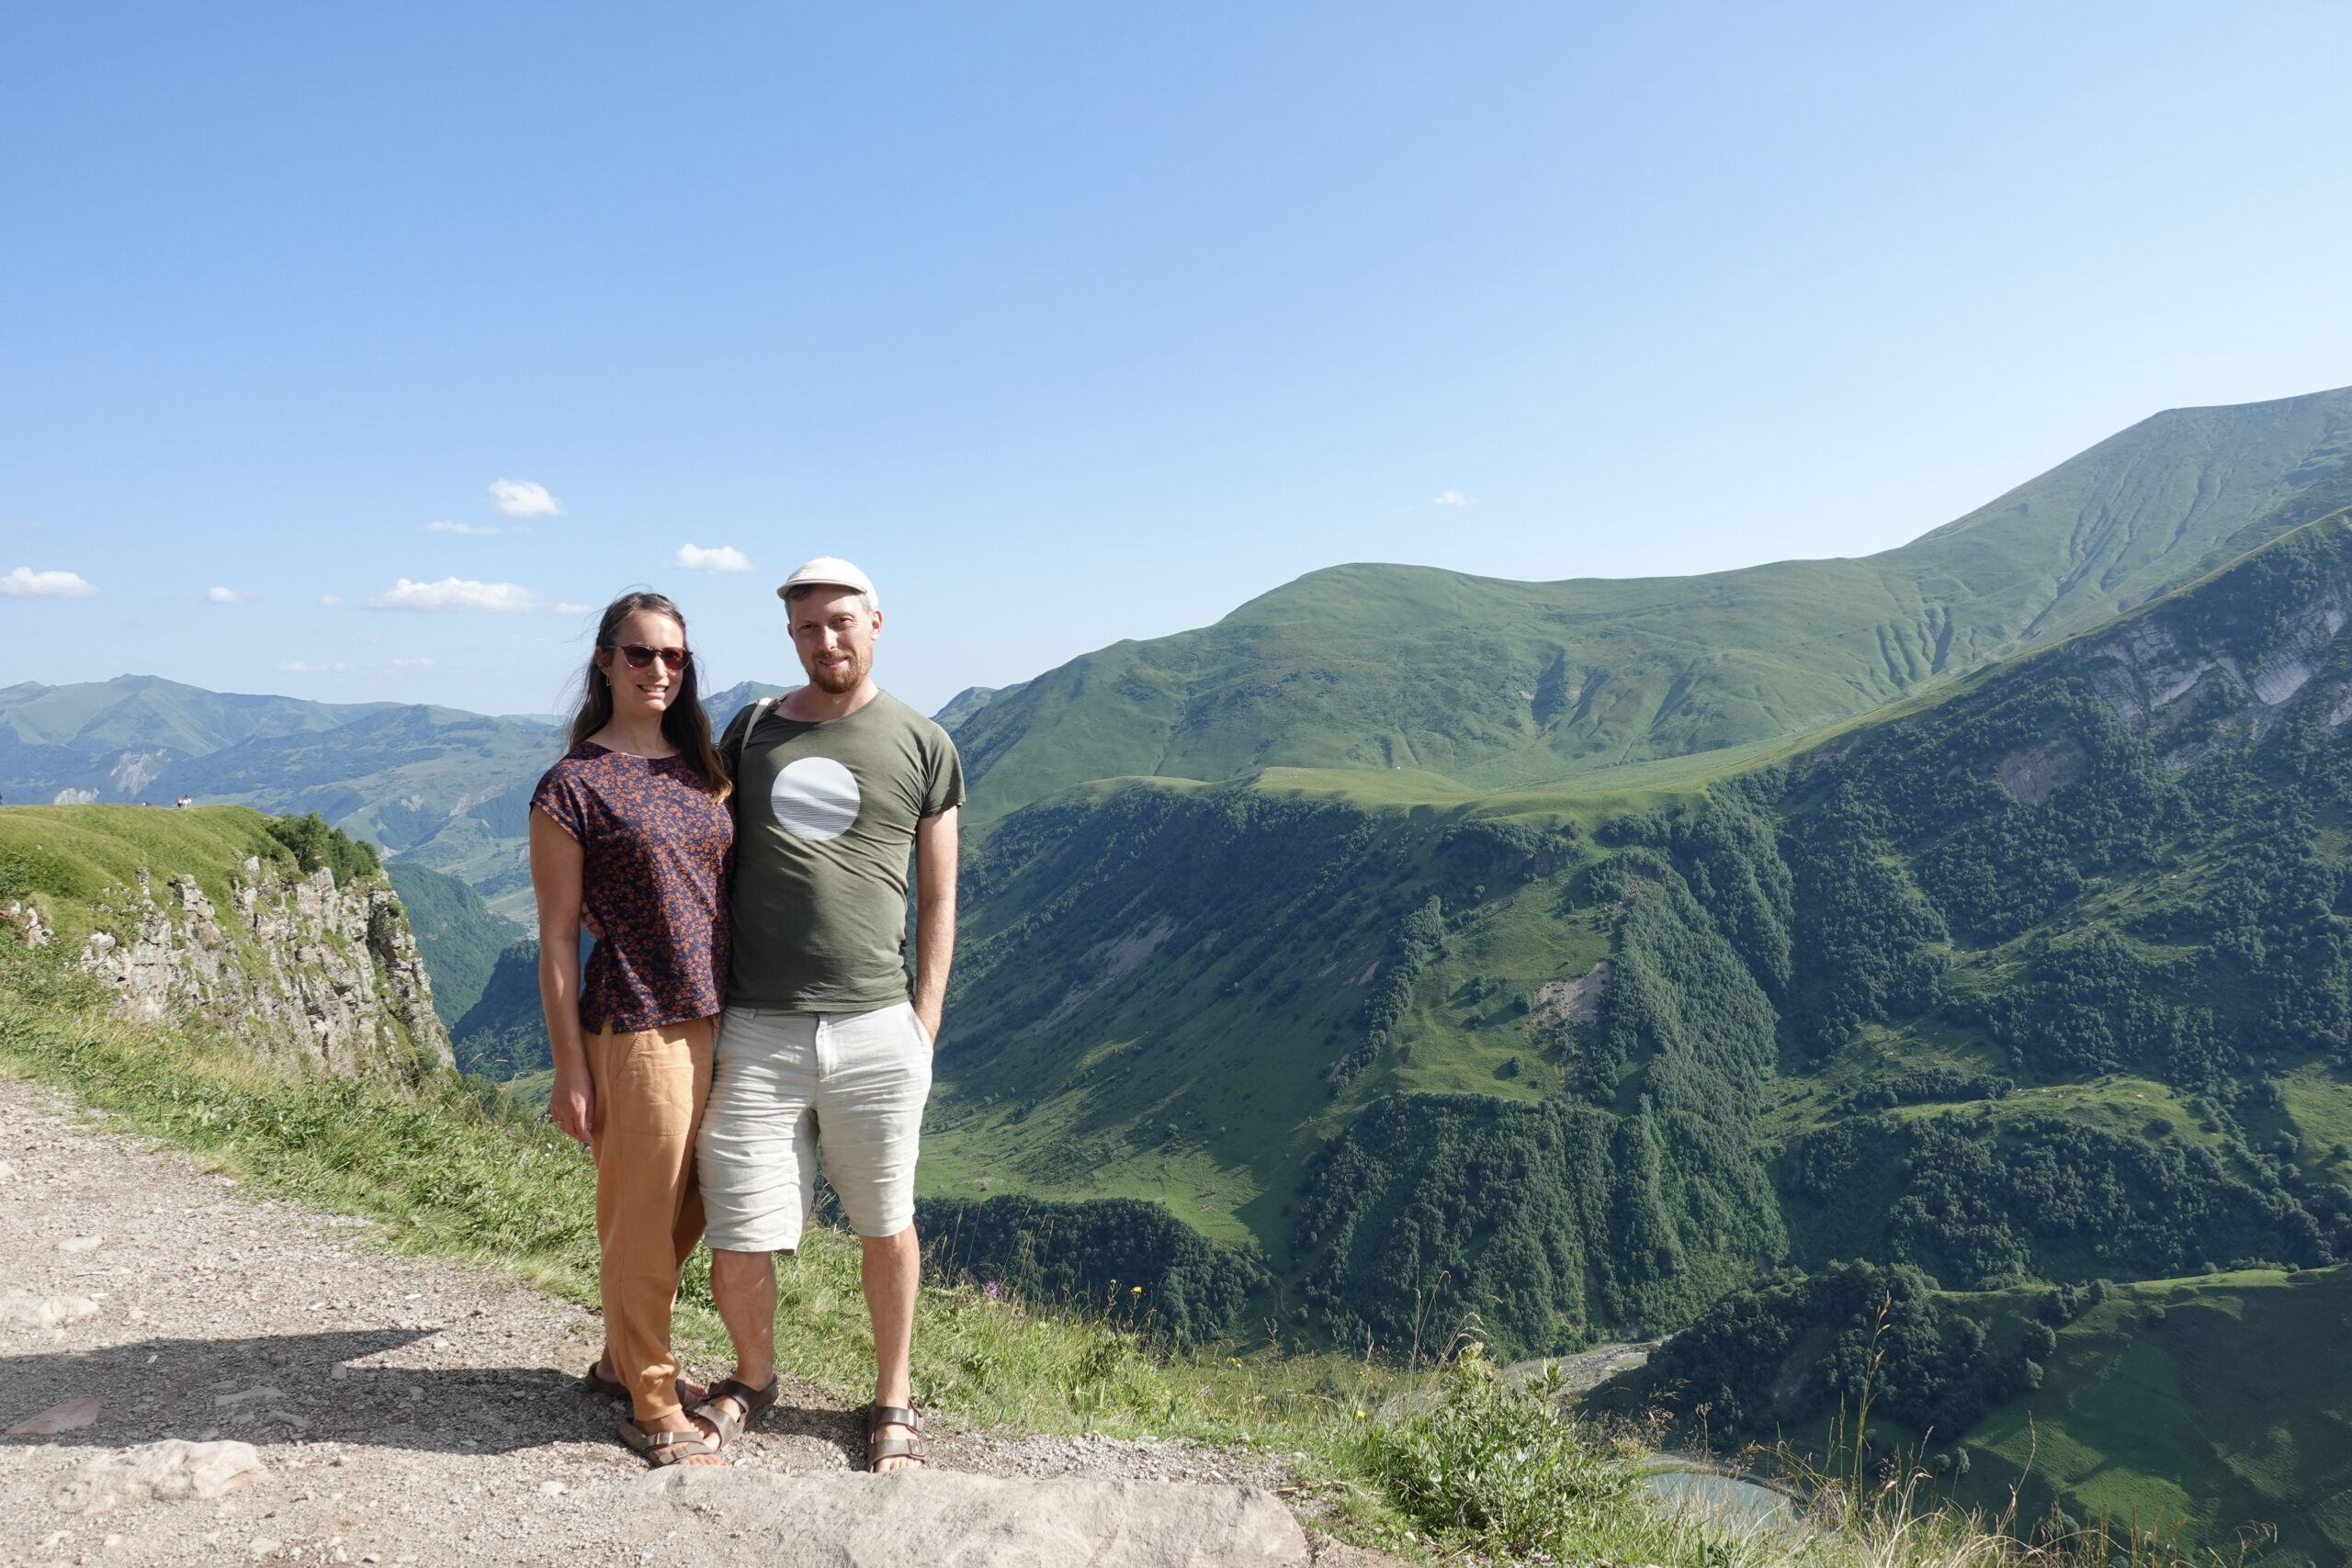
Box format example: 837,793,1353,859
1948,1271,2352,1568
0,803,294,942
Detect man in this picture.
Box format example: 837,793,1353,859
691,557,961,1472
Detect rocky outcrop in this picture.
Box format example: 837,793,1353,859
78,858,452,1080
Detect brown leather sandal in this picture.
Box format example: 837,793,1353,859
865,1403,927,1471
616,1418,722,1468
687,1375,780,1449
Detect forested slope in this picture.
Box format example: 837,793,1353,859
934,506,2352,1371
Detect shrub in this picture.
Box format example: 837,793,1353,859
1357,1348,1645,1560
264,812,381,886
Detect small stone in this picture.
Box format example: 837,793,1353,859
0,1159,15,1182
329,1365,348,1382
57,1235,103,1254
9,1397,100,1435
214,1386,286,1409
537,1481,566,1495
251,1538,281,1556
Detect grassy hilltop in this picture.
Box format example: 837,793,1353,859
956,386,2352,820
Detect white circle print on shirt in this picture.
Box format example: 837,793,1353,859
770,756,862,841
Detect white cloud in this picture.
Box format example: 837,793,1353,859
319,594,346,608
371,576,558,613
673,543,752,573
425,519,505,536
488,479,562,518
280,660,315,672
1434,490,1474,507
387,657,436,668
0,567,96,597
205,586,254,604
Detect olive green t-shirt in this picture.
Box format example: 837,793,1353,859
721,690,964,1013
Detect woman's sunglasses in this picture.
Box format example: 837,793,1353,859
603,643,690,671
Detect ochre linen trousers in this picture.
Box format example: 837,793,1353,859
586,1017,713,1423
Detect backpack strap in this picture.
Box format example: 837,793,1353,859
721,695,779,785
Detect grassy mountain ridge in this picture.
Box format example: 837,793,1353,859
956,386,2352,818
935,505,2352,1322
925,506,2352,1560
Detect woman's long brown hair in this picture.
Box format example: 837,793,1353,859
567,592,732,800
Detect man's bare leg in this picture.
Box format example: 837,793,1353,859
863,1224,922,1471
707,1248,779,1426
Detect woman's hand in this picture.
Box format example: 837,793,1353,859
551,1059,595,1145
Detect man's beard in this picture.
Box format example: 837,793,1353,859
807,649,867,693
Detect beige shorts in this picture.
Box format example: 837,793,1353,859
696,1002,933,1251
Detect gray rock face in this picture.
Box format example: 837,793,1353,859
78,857,451,1078
49,1439,267,1514
627,1467,1309,1567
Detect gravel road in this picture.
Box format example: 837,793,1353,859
0,1077,1396,1567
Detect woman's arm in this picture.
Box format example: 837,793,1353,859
530,806,594,1144
911,805,958,1045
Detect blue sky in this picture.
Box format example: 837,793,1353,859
4,1,2349,717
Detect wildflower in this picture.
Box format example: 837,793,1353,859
1130,1286,1142,1296
1356,1409,1367,1418
983,1280,999,1301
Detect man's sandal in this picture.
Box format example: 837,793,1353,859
616,1419,722,1468
687,1375,780,1449
865,1403,927,1472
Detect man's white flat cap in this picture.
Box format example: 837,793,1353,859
775,556,877,605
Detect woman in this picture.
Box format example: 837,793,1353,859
530,591,736,1467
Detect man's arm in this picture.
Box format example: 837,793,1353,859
911,805,958,1044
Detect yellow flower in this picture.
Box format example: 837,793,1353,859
1130,1285,1142,1295
1355,1409,1367,1418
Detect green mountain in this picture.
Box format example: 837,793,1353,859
934,502,2352,1326
385,862,526,1028
955,386,2352,818
0,675,397,804
929,502,2352,1558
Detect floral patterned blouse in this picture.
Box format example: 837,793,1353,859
530,742,734,1032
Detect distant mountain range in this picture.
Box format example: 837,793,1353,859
0,677,790,920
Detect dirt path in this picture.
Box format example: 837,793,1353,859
0,1077,1388,1567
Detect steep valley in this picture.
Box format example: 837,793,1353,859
922,505,2352,1561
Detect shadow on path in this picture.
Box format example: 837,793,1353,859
4,1327,869,1468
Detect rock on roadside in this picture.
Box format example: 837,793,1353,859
0,1293,99,1328
8,1398,100,1436
50,1440,268,1516
627,1467,1310,1568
